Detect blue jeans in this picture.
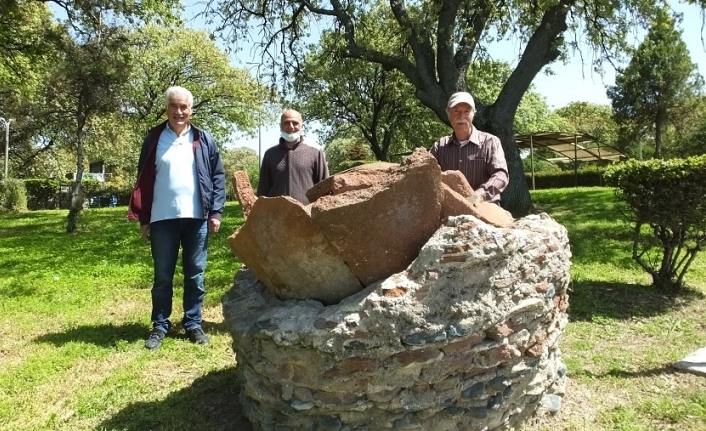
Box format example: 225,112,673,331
149,218,208,333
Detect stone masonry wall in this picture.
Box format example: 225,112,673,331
222,213,571,431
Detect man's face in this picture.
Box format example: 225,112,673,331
447,103,474,135
167,95,192,130
280,111,303,134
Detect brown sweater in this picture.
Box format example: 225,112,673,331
257,138,330,204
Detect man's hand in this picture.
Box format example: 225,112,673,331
208,218,221,234
140,224,150,242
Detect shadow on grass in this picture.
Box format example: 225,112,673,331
98,367,253,431
568,280,705,322
1,278,39,298
36,321,231,348
572,365,687,381
203,319,228,334
605,365,680,379
35,322,146,347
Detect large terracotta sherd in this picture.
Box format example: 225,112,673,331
309,149,442,285
306,162,398,202
227,196,362,305
233,171,257,219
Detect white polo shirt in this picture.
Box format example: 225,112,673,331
150,124,204,223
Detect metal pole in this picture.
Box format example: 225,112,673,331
258,112,262,169
4,121,8,179
2,118,13,179
574,134,578,187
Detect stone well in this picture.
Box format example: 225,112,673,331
222,213,571,431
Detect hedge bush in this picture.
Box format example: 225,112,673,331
604,155,706,291
25,178,61,210
20,178,133,210
524,166,607,189
0,179,28,211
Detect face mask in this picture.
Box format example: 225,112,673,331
281,131,301,142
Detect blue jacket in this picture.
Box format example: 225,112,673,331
128,121,226,225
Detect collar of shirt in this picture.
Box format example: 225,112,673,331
279,137,303,150
165,123,192,145
451,127,482,147
166,123,192,137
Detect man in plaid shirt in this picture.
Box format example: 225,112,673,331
430,92,509,204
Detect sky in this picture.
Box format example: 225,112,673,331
183,2,706,156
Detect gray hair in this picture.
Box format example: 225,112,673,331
164,86,194,108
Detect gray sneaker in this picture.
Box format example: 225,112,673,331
145,328,166,350
186,327,209,344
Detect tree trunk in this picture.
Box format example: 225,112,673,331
66,140,84,234
487,122,534,217
654,117,663,159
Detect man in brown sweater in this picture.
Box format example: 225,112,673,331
257,109,330,204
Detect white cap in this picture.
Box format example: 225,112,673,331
447,92,476,110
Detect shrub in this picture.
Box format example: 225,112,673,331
604,155,706,292
0,179,28,211
525,166,607,189
25,178,61,210
80,178,102,197
336,159,376,173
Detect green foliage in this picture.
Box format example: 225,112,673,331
0,179,28,211
336,159,376,172
0,1,62,100
125,25,266,149
293,18,447,162
672,96,706,158
221,147,260,200
607,9,704,159
470,60,572,134
47,0,181,28
324,138,376,174
604,155,706,291
24,178,61,209
522,154,562,174
80,179,102,197
525,166,608,189
554,102,619,149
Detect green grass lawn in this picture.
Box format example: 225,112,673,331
1,187,705,431
527,188,706,431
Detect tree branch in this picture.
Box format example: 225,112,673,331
492,0,576,124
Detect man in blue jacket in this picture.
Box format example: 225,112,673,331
128,86,226,350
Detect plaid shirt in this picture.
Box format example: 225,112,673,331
429,128,509,202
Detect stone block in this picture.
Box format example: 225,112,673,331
471,201,514,228
325,358,378,377
440,334,485,356
227,196,362,304
315,390,358,406
486,323,514,341
395,347,443,366
367,388,401,403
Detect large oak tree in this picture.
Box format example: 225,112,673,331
204,0,671,216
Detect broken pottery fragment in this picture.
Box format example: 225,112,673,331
228,196,362,305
